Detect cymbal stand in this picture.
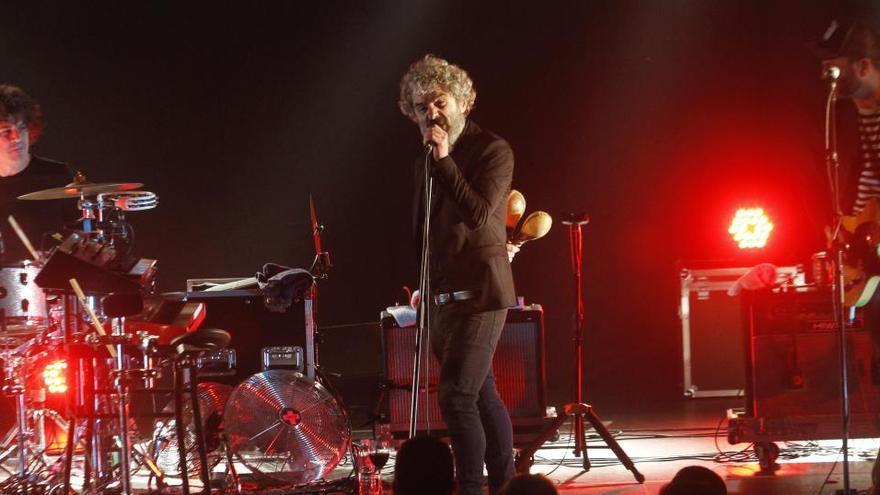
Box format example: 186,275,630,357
55,292,117,494
77,195,101,241
515,213,644,483
0,334,48,492
109,315,133,495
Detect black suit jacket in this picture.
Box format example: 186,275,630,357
413,120,516,313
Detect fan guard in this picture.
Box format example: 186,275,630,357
223,370,350,485
152,381,232,474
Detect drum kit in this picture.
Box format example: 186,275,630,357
0,175,352,494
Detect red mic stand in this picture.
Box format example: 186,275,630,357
515,212,643,483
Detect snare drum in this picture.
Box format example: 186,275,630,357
0,263,48,333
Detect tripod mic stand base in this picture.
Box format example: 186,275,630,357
515,403,644,483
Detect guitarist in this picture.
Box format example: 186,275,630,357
814,15,880,494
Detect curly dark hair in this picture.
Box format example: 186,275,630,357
0,84,43,144
398,55,476,122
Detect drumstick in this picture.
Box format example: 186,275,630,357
68,278,117,358
7,215,40,262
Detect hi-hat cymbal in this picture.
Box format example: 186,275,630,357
18,181,143,200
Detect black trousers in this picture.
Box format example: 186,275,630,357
430,304,515,495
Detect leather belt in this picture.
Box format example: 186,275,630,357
433,290,477,306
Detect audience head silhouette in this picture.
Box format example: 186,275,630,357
660,465,727,495
392,435,454,495
497,473,558,495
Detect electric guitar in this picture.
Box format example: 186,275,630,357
841,198,880,307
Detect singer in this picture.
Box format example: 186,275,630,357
814,17,880,495
398,55,516,495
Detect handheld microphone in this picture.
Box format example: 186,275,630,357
424,119,435,153
822,66,841,82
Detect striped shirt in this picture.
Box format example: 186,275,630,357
853,111,880,215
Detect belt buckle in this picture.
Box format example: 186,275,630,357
433,292,452,306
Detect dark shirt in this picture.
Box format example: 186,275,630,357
0,155,74,263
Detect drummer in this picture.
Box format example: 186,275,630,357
0,84,74,263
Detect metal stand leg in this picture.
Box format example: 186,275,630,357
515,404,644,483
187,363,211,492
174,361,191,495
83,411,95,491
222,433,241,495
62,413,77,495
116,357,132,494
15,392,28,481
574,413,590,471
580,405,643,481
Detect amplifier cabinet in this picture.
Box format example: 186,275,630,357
679,265,803,398
728,287,880,444
381,305,547,434
183,288,314,382
746,288,876,418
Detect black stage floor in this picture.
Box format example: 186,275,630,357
528,396,877,494
0,395,876,494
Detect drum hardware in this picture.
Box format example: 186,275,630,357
0,330,69,493
0,263,50,335
196,348,237,377
55,283,136,493
97,191,158,213
18,173,149,253
0,176,166,492
167,328,232,495
102,292,145,495
17,173,143,201
221,432,242,495
36,247,142,298
0,184,358,493
150,382,231,484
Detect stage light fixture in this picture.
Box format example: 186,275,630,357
728,207,773,249
42,360,68,394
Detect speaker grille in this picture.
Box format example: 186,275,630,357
382,306,546,432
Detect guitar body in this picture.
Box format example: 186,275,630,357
844,264,880,307
842,198,880,307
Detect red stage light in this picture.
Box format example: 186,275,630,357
42,360,67,394
728,208,773,249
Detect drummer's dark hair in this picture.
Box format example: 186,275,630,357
0,84,43,144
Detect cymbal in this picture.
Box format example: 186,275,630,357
18,181,143,200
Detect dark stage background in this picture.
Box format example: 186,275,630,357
0,1,859,409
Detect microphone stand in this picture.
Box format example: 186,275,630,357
515,212,643,483
825,74,855,495
409,147,433,438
